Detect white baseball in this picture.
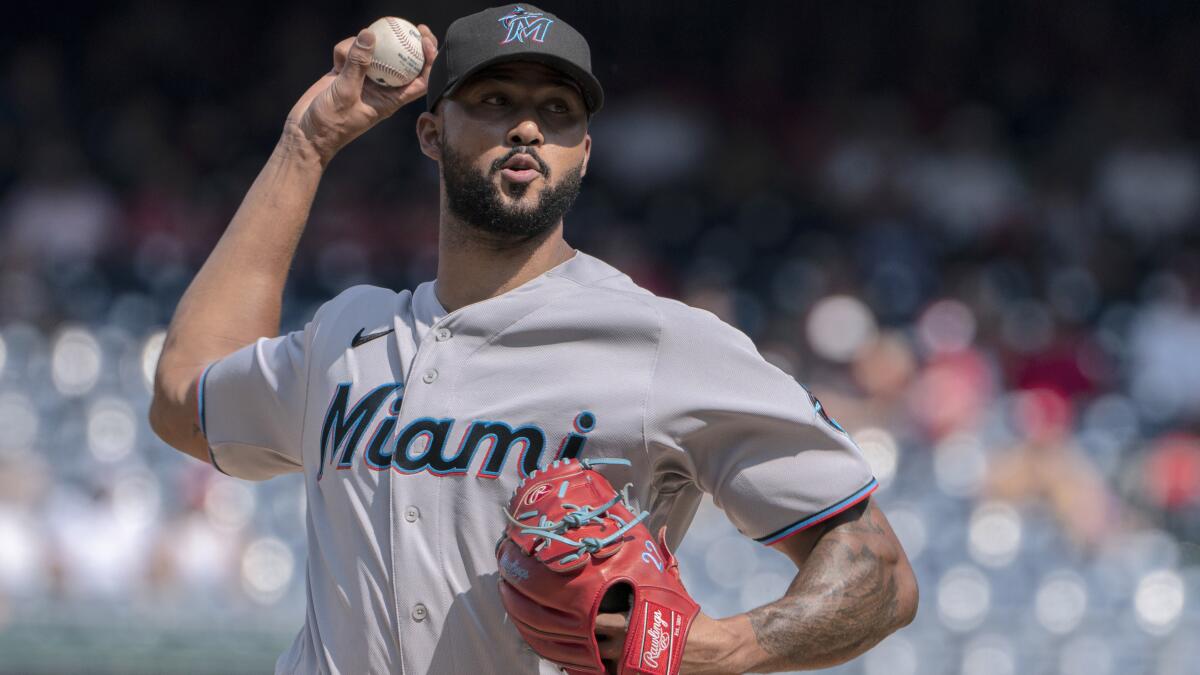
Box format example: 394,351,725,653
366,17,425,87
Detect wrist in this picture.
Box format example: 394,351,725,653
684,613,756,675
276,126,330,173
713,615,758,674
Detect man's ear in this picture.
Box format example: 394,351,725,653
417,111,442,161
580,132,591,178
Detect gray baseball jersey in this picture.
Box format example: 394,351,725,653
199,250,877,675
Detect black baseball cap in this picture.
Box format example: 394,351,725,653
427,4,604,114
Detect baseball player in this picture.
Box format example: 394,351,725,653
149,5,917,674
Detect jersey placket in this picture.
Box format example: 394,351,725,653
390,314,460,673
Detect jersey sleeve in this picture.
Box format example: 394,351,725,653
645,305,877,545
198,322,313,482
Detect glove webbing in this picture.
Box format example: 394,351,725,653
505,458,650,565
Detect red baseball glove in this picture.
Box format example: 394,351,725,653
496,457,700,675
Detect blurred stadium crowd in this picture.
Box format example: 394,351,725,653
0,2,1198,673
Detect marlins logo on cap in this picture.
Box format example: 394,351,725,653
499,6,554,44
426,4,605,113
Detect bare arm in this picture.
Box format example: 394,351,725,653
148,26,437,461
748,498,917,670
597,497,919,673
723,498,918,672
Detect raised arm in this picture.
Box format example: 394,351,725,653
148,26,437,461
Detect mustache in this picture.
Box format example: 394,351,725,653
490,146,550,175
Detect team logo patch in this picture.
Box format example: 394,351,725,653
627,600,683,675
806,388,847,434
498,6,553,44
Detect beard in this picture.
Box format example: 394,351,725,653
441,140,584,241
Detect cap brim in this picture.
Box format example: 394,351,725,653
436,52,604,114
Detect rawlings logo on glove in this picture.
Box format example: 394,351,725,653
638,602,678,671
496,457,700,675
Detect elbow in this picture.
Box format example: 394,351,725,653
147,395,174,445
148,385,212,467
147,397,164,442
893,560,920,630
147,363,199,452
146,353,216,467
147,392,184,451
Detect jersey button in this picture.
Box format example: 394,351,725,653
404,506,420,522
434,327,452,341
421,369,438,384
412,603,428,622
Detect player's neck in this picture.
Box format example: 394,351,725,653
434,217,575,313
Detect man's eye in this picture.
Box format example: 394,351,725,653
546,101,570,114
483,95,507,105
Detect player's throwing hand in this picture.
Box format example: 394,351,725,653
284,24,438,166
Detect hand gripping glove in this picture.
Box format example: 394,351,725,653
496,457,700,675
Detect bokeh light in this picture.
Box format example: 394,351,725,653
938,565,992,632
968,501,1023,568
173,516,232,588
1035,570,1088,634
884,505,927,562
934,433,988,497
962,635,1015,675
205,478,257,533
851,333,916,398
86,396,138,463
1134,569,1185,635
111,469,162,531
853,427,899,488
51,326,103,396
911,351,993,437
0,511,42,593
806,295,878,363
917,299,977,354
241,537,295,605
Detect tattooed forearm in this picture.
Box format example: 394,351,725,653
744,499,917,671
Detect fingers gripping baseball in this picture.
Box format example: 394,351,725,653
407,25,440,97
333,25,438,110
331,30,376,107
285,23,438,166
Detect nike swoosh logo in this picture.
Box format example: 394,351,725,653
351,327,394,348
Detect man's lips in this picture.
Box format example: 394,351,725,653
501,154,541,171
497,153,543,184
500,168,541,183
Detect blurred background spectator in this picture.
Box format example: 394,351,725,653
1,1,1198,672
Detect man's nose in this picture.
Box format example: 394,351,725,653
508,119,543,147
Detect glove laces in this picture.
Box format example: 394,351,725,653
505,458,650,565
